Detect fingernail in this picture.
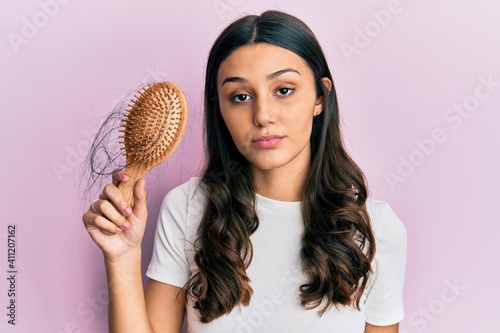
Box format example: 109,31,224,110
124,207,132,215
116,228,122,233
122,221,130,229
120,174,127,181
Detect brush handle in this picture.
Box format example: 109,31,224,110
97,167,145,235
117,164,149,207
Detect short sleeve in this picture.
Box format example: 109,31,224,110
145,180,193,288
364,200,407,326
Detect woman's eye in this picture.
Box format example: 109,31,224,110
276,87,295,97
231,94,251,103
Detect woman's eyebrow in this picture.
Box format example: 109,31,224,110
221,68,301,86
221,76,247,86
266,67,300,80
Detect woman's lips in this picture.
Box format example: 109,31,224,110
252,135,283,149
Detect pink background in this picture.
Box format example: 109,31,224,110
1,0,499,332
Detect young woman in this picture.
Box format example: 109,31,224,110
83,10,407,333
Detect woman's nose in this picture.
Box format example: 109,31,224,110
253,95,276,127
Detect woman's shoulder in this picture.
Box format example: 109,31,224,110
162,176,204,203
365,198,407,251
160,176,207,226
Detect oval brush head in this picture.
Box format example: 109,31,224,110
118,82,188,205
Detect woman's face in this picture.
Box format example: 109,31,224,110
217,42,327,175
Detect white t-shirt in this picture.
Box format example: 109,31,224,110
146,177,407,333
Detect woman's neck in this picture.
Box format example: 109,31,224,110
251,164,308,202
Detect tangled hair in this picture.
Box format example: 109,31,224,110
184,10,376,322
82,83,156,198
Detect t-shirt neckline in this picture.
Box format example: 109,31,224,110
255,193,302,214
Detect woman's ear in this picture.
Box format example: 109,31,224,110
314,77,333,117
321,77,332,93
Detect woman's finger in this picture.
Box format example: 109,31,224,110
93,199,131,231
132,178,147,220
112,170,130,187
88,213,123,235
102,184,132,217
82,208,122,234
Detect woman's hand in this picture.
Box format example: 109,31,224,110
82,171,148,261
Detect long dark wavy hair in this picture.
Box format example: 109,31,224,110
184,10,376,323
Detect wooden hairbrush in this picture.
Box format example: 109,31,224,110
118,82,188,205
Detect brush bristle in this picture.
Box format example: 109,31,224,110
119,82,187,168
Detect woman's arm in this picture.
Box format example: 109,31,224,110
105,251,186,333
83,173,185,332
365,323,399,333
145,280,186,332
106,248,152,333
